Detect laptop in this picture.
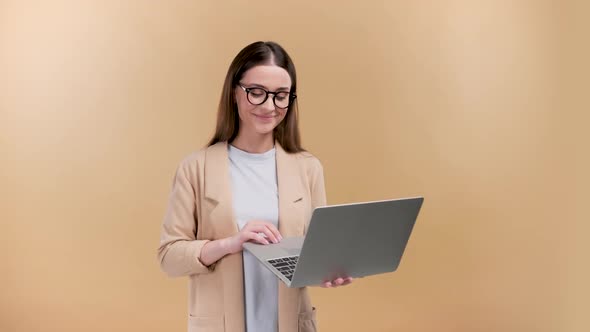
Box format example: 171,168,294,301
242,196,424,288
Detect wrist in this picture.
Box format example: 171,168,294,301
220,237,235,255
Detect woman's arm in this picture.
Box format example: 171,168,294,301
158,158,283,276
198,238,232,267
157,160,213,277
200,220,282,266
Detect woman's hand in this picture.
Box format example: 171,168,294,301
320,277,353,288
224,220,282,255
200,221,281,267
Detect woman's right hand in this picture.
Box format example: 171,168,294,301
224,220,283,255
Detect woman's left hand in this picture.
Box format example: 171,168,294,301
320,277,353,288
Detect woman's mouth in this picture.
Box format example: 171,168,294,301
254,114,275,122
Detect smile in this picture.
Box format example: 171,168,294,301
254,114,275,121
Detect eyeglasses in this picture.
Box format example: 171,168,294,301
238,84,296,109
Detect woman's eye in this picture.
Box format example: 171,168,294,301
250,89,265,97
276,93,289,101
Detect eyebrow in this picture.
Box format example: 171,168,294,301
244,83,290,92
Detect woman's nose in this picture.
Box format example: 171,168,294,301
261,96,276,111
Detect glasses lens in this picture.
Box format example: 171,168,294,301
247,88,267,105
274,92,291,109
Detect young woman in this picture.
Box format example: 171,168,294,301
158,41,352,332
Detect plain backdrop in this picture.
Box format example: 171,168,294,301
1,1,588,331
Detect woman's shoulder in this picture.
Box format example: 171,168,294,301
293,150,324,173
176,141,230,168
178,148,205,165
175,143,220,170
295,150,320,161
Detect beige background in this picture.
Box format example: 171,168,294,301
1,1,588,331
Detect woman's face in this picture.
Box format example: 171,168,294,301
234,64,292,137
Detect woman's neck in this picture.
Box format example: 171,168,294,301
231,131,274,153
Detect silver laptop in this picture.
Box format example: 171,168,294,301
242,196,424,288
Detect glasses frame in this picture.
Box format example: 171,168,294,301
238,83,296,109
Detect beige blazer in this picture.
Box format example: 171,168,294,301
158,141,327,332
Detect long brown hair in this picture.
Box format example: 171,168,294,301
207,41,304,153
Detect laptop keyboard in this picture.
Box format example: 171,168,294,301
267,256,299,281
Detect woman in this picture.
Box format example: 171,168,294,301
157,41,352,332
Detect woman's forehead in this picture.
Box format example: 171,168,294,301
241,65,291,89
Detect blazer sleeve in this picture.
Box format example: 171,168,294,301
157,159,214,277
310,157,327,209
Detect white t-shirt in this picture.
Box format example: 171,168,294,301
228,144,278,332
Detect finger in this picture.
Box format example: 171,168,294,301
257,227,278,244
256,232,271,245
263,225,280,244
265,223,283,241
341,277,353,286
322,281,332,288
333,278,344,286
251,222,281,243
247,232,269,245
247,224,278,244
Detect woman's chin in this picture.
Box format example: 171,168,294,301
253,124,278,136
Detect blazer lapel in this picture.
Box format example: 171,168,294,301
204,141,239,238
276,142,305,237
